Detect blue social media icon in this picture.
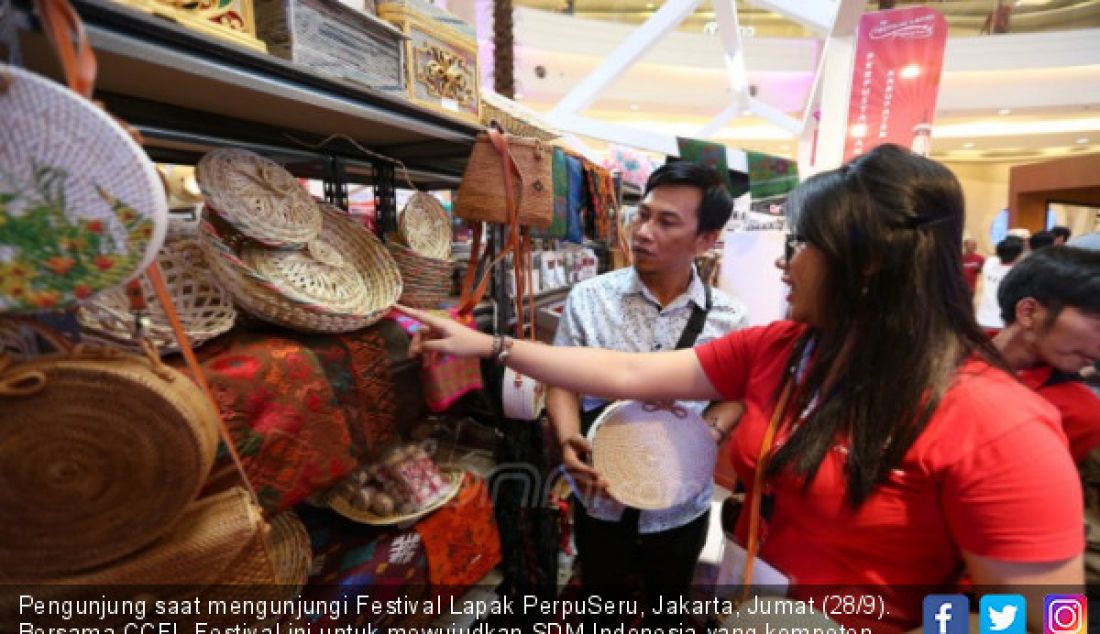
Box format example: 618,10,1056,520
924,594,970,634
981,595,1027,634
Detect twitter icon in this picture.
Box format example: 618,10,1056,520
981,595,1027,634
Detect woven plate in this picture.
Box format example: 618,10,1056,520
196,148,321,247
77,239,237,353
0,64,168,313
588,400,717,510
0,346,220,580
326,466,464,526
398,192,452,260
200,204,402,333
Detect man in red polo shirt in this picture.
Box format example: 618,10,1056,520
993,246,1100,462
962,237,985,296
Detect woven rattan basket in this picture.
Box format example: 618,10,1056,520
480,90,561,141
196,148,322,248
398,192,452,260
77,239,238,353
588,400,717,511
326,466,463,526
386,241,453,309
199,204,402,333
14,489,313,626
0,342,220,580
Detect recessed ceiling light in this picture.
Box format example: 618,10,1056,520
963,142,975,149
899,65,921,79
998,108,1012,115
1077,137,1090,144
629,104,641,111
849,124,867,139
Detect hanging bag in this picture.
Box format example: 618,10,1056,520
453,130,554,229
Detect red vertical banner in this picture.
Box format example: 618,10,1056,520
843,7,948,162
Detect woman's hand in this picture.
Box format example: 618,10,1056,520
396,305,493,359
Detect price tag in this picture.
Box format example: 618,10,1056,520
441,98,459,112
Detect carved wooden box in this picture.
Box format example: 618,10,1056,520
112,0,267,51
376,0,480,123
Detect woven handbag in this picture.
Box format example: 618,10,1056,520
454,129,553,229
0,324,220,580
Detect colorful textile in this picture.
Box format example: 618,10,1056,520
388,309,483,412
533,148,568,239
416,473,502,589
564,155,586,244
178,333,356,514
676,137,739,196
583,162,614,240
747,150,799,199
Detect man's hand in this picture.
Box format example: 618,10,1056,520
561,433,609,496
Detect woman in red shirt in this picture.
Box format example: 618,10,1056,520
402,144,1083,632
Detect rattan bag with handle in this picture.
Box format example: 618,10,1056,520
0,324,220,581
77,238,238,353
454,129,553,229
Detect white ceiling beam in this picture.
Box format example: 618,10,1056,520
748,0,838,34
747,97,802,135
546,0,704,120
698,101,743,137
693,0,748,137
554,113,749,167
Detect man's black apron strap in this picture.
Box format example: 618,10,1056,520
580,284,713,435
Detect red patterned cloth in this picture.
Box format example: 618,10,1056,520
416,473,501,589
177,333,356,514
388,309,483,412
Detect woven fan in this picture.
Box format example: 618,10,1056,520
77,239,237,353
588,400,717,510
0,63,168,313
398,192,452,260
196,148,322,247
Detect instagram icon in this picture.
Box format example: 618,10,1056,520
1045,595,1087,634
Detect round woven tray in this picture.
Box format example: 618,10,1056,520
386,241,453,309
77,239,237,353
0,346,220,580
398,192,452,260
199,204,402,333
588,400,717,510
326,466,463,526
196,148,322,248
1,63,168,313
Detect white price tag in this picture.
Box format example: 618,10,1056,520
441,98,459,112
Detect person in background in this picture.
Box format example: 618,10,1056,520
993,246,1100,463
1052,225,1072,246
402,144,1083,633
1030,230,1056,251
975,235,1026,331
548,161,749,625
962,237,985,296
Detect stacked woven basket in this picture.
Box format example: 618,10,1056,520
388,191,454,308
195,149,403,332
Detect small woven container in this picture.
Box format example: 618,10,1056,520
199,204,402,333
196,148,322,248
398,192,452,260
480,90,561,141
587,400,717,511
268,511,312,594
0,343,220,580
386,241,453,309
77,239,238,353
325,466,463,526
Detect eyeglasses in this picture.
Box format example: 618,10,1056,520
784,233,807,263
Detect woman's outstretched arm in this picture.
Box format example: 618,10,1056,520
399,305,724,403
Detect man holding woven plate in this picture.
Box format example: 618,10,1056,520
547,161,749,627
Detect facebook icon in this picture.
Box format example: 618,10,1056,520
924,594,970,634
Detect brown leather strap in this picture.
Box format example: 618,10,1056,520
33,0,95,98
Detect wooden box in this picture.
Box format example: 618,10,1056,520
376,0,480,123
111,0,267,52
255,0,406,93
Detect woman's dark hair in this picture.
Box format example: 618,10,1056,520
998,246,1100,325
771,144,1006,507
644,161,733,234
996,236,1025,263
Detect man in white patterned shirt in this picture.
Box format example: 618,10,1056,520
549,161,748,622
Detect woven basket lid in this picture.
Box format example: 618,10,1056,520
398,192,452,260
0,64,168,313
0,347,220,580
588,400,717,510
77,239,238,353
244,238,374,316
196,148,321,247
